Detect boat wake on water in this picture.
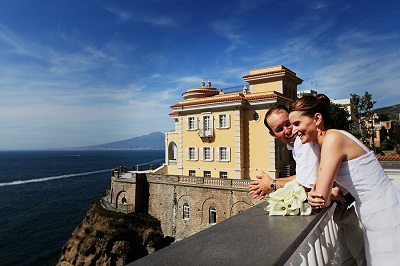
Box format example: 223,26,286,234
0,169,112,187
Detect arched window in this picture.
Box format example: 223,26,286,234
168,141,177,161
183,203,190,220
209,206,217,224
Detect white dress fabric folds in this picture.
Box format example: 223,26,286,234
334,131,400,266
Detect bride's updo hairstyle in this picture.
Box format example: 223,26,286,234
288,94,334,129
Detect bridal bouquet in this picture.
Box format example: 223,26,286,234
265,179,312,216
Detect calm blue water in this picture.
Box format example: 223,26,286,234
0,150,164,266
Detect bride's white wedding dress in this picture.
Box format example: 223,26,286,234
334,130,400,265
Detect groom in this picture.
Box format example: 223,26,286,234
249,104,366,266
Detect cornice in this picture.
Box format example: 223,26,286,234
169,92,292,115
242,68,303,84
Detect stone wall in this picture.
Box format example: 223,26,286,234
110,172,262,240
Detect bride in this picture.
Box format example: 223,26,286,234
288,94,400,266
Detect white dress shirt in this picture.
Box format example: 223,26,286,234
291,136,320,189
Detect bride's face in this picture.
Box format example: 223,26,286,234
289,111,318,144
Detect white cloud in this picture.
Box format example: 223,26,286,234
105,7,132,22
144,16,177,27
211,20,243,53
175,75,203,84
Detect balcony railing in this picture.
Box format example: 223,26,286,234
199,128,214,137
219,85,249,94
128,202,339,265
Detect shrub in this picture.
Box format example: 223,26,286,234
109,220,126,229
84,227,93,235
95,230,104,238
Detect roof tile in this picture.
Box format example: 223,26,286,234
376,154,400,161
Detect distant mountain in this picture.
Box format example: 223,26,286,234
69,132,165,150
374,104,400,121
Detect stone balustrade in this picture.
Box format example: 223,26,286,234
178,175,198,184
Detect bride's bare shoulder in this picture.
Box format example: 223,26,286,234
321,130,347,151
326,130,366,159
325,129,347,142
323,130,352,150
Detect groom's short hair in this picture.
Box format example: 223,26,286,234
264,104,289,133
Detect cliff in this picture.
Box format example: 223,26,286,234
56,200,173,266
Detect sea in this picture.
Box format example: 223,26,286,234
0,150,165,266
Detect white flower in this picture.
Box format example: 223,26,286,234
265,180,312,216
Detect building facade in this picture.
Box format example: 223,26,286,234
108,65,304,240
166,65,302,179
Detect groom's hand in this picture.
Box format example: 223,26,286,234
249,171,273,200
330,187,345,202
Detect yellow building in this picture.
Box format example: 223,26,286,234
165,65,302,179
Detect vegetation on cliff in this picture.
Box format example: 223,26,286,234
56,200,173,266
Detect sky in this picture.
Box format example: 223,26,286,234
0,0,399,150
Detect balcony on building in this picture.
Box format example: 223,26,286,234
199,127,214,138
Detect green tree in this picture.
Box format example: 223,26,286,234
350,93,362,137
330,103,351,131
350,92,376,147
389,121,400,152
381,121,400,153
379,113,391,122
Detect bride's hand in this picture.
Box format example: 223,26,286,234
307,185,328,208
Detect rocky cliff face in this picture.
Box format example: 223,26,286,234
56,201,173,266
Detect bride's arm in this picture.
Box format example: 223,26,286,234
308,133,346,208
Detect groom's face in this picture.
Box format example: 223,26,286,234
266,109,296,146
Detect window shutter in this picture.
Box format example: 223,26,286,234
194,117,198,130
209,115,214,129
216,115,220,129
199,116,204,131
200,147,204,161
194,147,198,161
216,147,220,161
226,114,230,129
186,147,189,160
186,117,189,130
226,147,231,162
210,147,214,161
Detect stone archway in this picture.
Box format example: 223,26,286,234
230,200,254,216
115,190,127,209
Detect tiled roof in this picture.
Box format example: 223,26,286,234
376,154,400,161
170,92,291,108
